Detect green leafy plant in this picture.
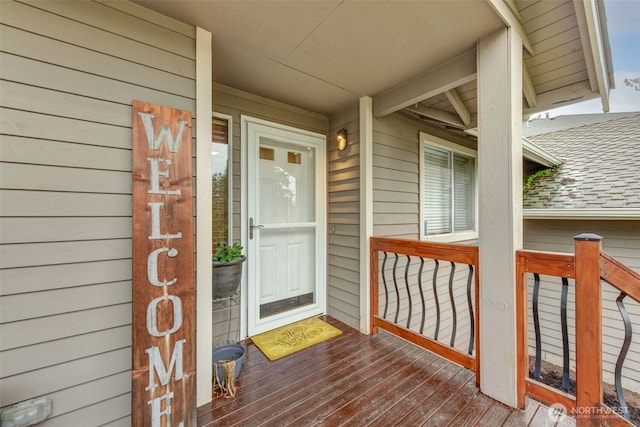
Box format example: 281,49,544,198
523,167,554,192
212,241,245,263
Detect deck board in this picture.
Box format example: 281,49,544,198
197,316,568,426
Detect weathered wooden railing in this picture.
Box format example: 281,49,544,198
370,237,479,383
516,234,640,426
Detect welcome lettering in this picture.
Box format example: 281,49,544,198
132,101,195,427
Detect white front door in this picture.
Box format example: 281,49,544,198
245,118,326,336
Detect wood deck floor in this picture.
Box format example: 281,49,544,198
197,316,575,426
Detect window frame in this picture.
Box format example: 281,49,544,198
419,132,478,243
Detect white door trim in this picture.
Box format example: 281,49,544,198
240,115,327,337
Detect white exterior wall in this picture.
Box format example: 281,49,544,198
0,1,197,424
524,219,640,393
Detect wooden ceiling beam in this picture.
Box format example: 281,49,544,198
522,62,537,109
373,49,476,117
573,0,611,112
404,105,465,128
573,0,598,93
523,80,597,114
444,89,471,126
503,0,524,23
487,0,534,55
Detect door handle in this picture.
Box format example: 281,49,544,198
249,217,264,240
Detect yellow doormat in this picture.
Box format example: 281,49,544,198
251,317,342,361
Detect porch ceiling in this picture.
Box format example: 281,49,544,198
134,0,612,125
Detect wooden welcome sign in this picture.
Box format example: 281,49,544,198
132,100,195,426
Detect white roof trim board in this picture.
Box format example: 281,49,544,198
524,208,640,220
522,137,563,167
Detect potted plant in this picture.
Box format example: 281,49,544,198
212,241,246,299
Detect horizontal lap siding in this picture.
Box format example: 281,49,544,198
371,112,477,239
0,1,196,425
520,0,589,95
523,219,640,392
372,114,421,239
327,104,360,328
212,84,328,338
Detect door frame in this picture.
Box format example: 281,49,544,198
240,115,327,337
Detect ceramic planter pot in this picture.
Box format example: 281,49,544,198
212,256,245,299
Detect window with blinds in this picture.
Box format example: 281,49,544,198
420,133,476,240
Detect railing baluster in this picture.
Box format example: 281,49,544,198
369,237,479,375
418,257,426,334
532,273,542,380
432,259,441,341
404,255,413,328
515,239,639,425
467,265,474,355
392,253,400,324
448,262,457,347
560,277,570,392
615,292,632,420
381,251,389,319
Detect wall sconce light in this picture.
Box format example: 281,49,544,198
337,128,348,151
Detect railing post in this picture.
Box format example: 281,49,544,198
370,237,379,335
515,251,526,409
574,233,603,426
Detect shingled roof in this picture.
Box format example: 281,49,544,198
523,113,640,212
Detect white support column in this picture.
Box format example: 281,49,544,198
195,26,213,407
359,96,373,334
477,27,523,407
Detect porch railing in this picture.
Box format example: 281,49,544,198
516,234,640,426
369,237,479,384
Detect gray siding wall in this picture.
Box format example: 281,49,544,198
371,113,478,353
212,84,328,341
0,1,196,425
371,113,477,239
372,114,421,238
524,219,640,392
327,104,360,329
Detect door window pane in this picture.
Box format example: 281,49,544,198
259,139,315,224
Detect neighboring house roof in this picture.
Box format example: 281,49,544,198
523,113,640,219
523,112,638,137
